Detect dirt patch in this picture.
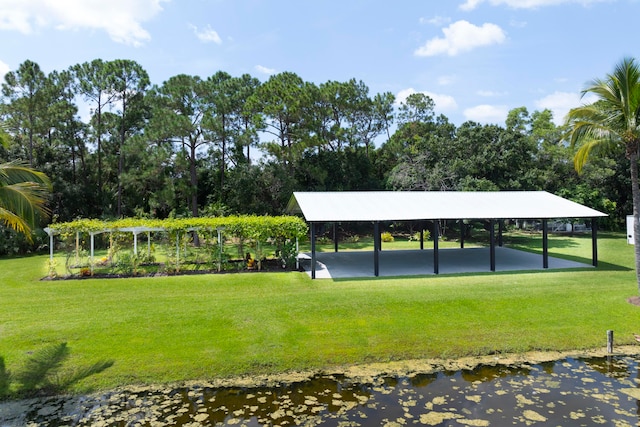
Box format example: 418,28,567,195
627,296,640,306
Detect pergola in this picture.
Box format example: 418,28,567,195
286,191,608,279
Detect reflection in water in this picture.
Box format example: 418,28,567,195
3,356,640,426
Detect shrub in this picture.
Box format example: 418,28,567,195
0,226,46,256
278,239,298,270
381,231,394,242
345,234,360,243
411,230,431,241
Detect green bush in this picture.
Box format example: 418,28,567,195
381,231,394,242
0,226,47,256
278,239,298,270
410,230,431,241
345,234,360,243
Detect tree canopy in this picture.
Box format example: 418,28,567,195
0,58,632,254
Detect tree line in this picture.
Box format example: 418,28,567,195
0,59,629,240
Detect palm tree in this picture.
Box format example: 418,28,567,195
0,160,51,240
564,57,640,292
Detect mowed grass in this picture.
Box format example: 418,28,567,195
1,231,639,393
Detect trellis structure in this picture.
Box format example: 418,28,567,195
44,216,308,275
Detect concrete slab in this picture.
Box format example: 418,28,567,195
299,247,592,279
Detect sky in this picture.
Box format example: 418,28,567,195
0,0,639,127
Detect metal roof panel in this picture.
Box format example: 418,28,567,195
286,191,607,222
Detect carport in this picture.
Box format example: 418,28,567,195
286,191,607,279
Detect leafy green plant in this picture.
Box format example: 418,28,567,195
113,252,135,276
45,258,58,278
317,236,332,245
345,234,360,243
136,250,156,265
381,231,394,243
410,230,431,241
278,239,298,270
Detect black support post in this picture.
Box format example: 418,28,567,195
311,222,316,279
433,220,439,274
542,219,549,269
460,220,465,249
333,222,338,252
420,229,424,250
374,221,380,276
592,217,598,267
489,219,496,272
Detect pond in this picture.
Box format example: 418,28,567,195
2,355,640,426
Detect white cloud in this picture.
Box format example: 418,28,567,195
0,0,168,46
395,88,458,112
460,0,484,10
477,89,508,97
437,75,456,86
534,90,598,125
419,16,451,26
414,20,506,57
509,19,528,28
190,24,222,44
255,65,276,75
0,60,10,83
463,104,509,124
460,0,608,11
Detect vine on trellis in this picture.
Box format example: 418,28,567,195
45,216,308,278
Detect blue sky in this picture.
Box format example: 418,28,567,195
0,0,638,126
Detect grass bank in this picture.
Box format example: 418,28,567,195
0,231,638,394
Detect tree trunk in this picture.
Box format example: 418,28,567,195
190,142,198,218
190,141,200,247
117,96,126,218
220,115,226,199
629,151,640,294
70,141,76,184
97,101,102,193
28,125,34,167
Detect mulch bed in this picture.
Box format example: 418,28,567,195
43,259,302,281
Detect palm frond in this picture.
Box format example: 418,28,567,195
562,60,640,173
0,206,31,236
0,162,51,187
0,161,52,239
573,138,602,173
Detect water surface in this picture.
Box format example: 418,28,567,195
2,356,640,426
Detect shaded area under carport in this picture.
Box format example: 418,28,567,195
299,247,591,279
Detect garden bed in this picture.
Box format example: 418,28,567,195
43,258,302,280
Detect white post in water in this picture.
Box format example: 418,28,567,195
607,330,614,354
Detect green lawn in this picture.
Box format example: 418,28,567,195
1,231,639,395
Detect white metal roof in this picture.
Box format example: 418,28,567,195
286,191,607,222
